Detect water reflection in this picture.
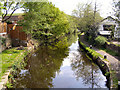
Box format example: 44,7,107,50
14,34,108,88
71,49,106,88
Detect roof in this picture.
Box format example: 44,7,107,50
101,16,115,22
4,16,19,21
101,16,119,24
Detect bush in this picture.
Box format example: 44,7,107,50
95,36,107,46
0,36,6,45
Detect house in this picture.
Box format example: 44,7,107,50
1,15,29,47
0,16,7,37
4,15,22,24
98,16,120,38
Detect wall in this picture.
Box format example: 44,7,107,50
78,39,111,88
0,35,12,53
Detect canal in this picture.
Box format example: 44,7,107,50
13,34,108,88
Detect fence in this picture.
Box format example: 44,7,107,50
7,24,27,40
0,22,7,33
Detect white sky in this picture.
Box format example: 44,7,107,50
49,0,114,18
16,0,114,18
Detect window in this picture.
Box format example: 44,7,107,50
103,25,116,31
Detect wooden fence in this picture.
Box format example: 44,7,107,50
7,24,27,40
0,22,7,33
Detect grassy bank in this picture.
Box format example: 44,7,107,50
78,37,108,61
100,48,119,56
79,35,118,88
0,47,28,81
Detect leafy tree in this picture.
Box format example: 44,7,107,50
0,2,2,15
72,2,102,44
66,15,78,34
20,1,69,42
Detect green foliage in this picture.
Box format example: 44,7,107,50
72,2,102,43
105,72,110,77
66,15,78,34
6,81,13,88
0,36,6,45
79,40,103,59
95,36,107,46
101,48,119,56
20,1,70,41
0,2,2,15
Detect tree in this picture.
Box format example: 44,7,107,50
113,0,120,21
20,1,69,42
113,0,120,39
66,15,78,34
72,2,102,44
0,0,23,22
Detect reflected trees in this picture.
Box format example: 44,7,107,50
71,48,105,88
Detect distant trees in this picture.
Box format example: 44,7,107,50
72,2,102,44
113,0,120,21
113,0,120,40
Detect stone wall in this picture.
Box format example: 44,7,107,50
0,35,12,53
78,40,111,88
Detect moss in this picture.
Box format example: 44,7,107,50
110,70,118,88
79,41,104,59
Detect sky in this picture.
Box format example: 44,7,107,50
15,0,114,18
48,0,114,18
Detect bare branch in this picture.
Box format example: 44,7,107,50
2,2,20,22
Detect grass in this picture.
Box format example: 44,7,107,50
107,41,120,47
100,48,119,56
114,43,120,47
79,41,104,59
79,38,108,62
0,47,27,81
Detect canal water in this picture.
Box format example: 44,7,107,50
13,34,108,88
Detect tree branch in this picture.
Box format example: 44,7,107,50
2,2,19,22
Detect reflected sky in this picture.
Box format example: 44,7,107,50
13,34,108,88
52,40,107,88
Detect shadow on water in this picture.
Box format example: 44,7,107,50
13,34,108,88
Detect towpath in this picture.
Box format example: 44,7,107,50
80,35,120,88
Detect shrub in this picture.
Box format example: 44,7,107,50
0,36,6,45
95,36,107,46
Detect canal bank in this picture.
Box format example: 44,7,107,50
12,34,108,88
78,34,119,89
0,39,39,89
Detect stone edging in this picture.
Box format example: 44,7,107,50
78,40,111,88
